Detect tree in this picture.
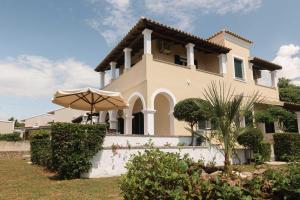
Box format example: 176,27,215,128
237,127,263,162
278,78,300,104
7,117,24,128
255,106,297,132
174,98,208,145
202,81,261,172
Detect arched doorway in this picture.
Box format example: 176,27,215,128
126,92,146,135
152,89,176,136
132,98,144,134
117,110,124,134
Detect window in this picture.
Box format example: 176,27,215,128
234,58,244,80
174,55,187,66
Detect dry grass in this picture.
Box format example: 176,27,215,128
0,157,122,200
233,163,287,173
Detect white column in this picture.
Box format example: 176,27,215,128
99,111,106,123
142,29,152,54
169,110,175,135
185,43,195,70
124,108,133,135
240,116,246,128
123,48,132,71
249,63,255,82
110,61,117,80
296,112,300,134
257,123,266,134
271,71,277,87
99,71,105,89
143,109,156,135
109,110,118,131
218,54,227,74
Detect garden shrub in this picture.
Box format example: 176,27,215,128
264,162,300,199
0,132,21,141
121,149,262,199
257,142,271,162
237,127,263,153
273,133,300,161
120,149,204,199
237,128,270,164
30,130,52,169
51,122,106,179
254,142,271,164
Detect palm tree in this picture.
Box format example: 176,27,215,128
202,81,261,172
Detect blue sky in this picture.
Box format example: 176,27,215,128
0,0,300,120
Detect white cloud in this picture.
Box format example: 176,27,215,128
86,0,136,44
86,0,262,44
273,44,300,85
0,55,100,97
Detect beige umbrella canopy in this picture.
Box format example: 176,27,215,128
52,88,128,113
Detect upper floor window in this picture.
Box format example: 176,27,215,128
234,58,244,80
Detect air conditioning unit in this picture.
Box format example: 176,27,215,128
158,40,172,54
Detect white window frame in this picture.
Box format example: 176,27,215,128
232,55,246,82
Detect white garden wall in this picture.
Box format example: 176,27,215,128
0,141,30,152
103,134,191,147
83,135,246,178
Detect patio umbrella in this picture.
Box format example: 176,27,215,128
52,88,128,113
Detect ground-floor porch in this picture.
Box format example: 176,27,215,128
91,90,300,136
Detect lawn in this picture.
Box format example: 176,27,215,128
0,156,122,200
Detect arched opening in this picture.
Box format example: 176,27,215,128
154,94,171,136
132,98,144,134
152,89,176,136
117,110,124,134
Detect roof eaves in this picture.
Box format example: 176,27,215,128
250,57,282,70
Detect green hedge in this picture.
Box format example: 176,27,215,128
273,133,300,161
255,142,271,164
121,149,275,199
237,128,263,153
0,132,21,141
121,149,204,199
51,123,106,179
30,130,52,169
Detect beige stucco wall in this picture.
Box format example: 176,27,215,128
0,121,14,134
146,54,280,135
52,108,85,123
24,114,53,128
24,108,86,128
103,56,148,106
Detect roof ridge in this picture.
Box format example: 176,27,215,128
207,29,253,44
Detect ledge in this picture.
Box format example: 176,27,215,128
103,146,208,150
255,83,276,90
105,133,191,138
153,59,223,77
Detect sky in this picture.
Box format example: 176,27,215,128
0,0,300,120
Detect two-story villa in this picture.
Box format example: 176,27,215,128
95,17,300,136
